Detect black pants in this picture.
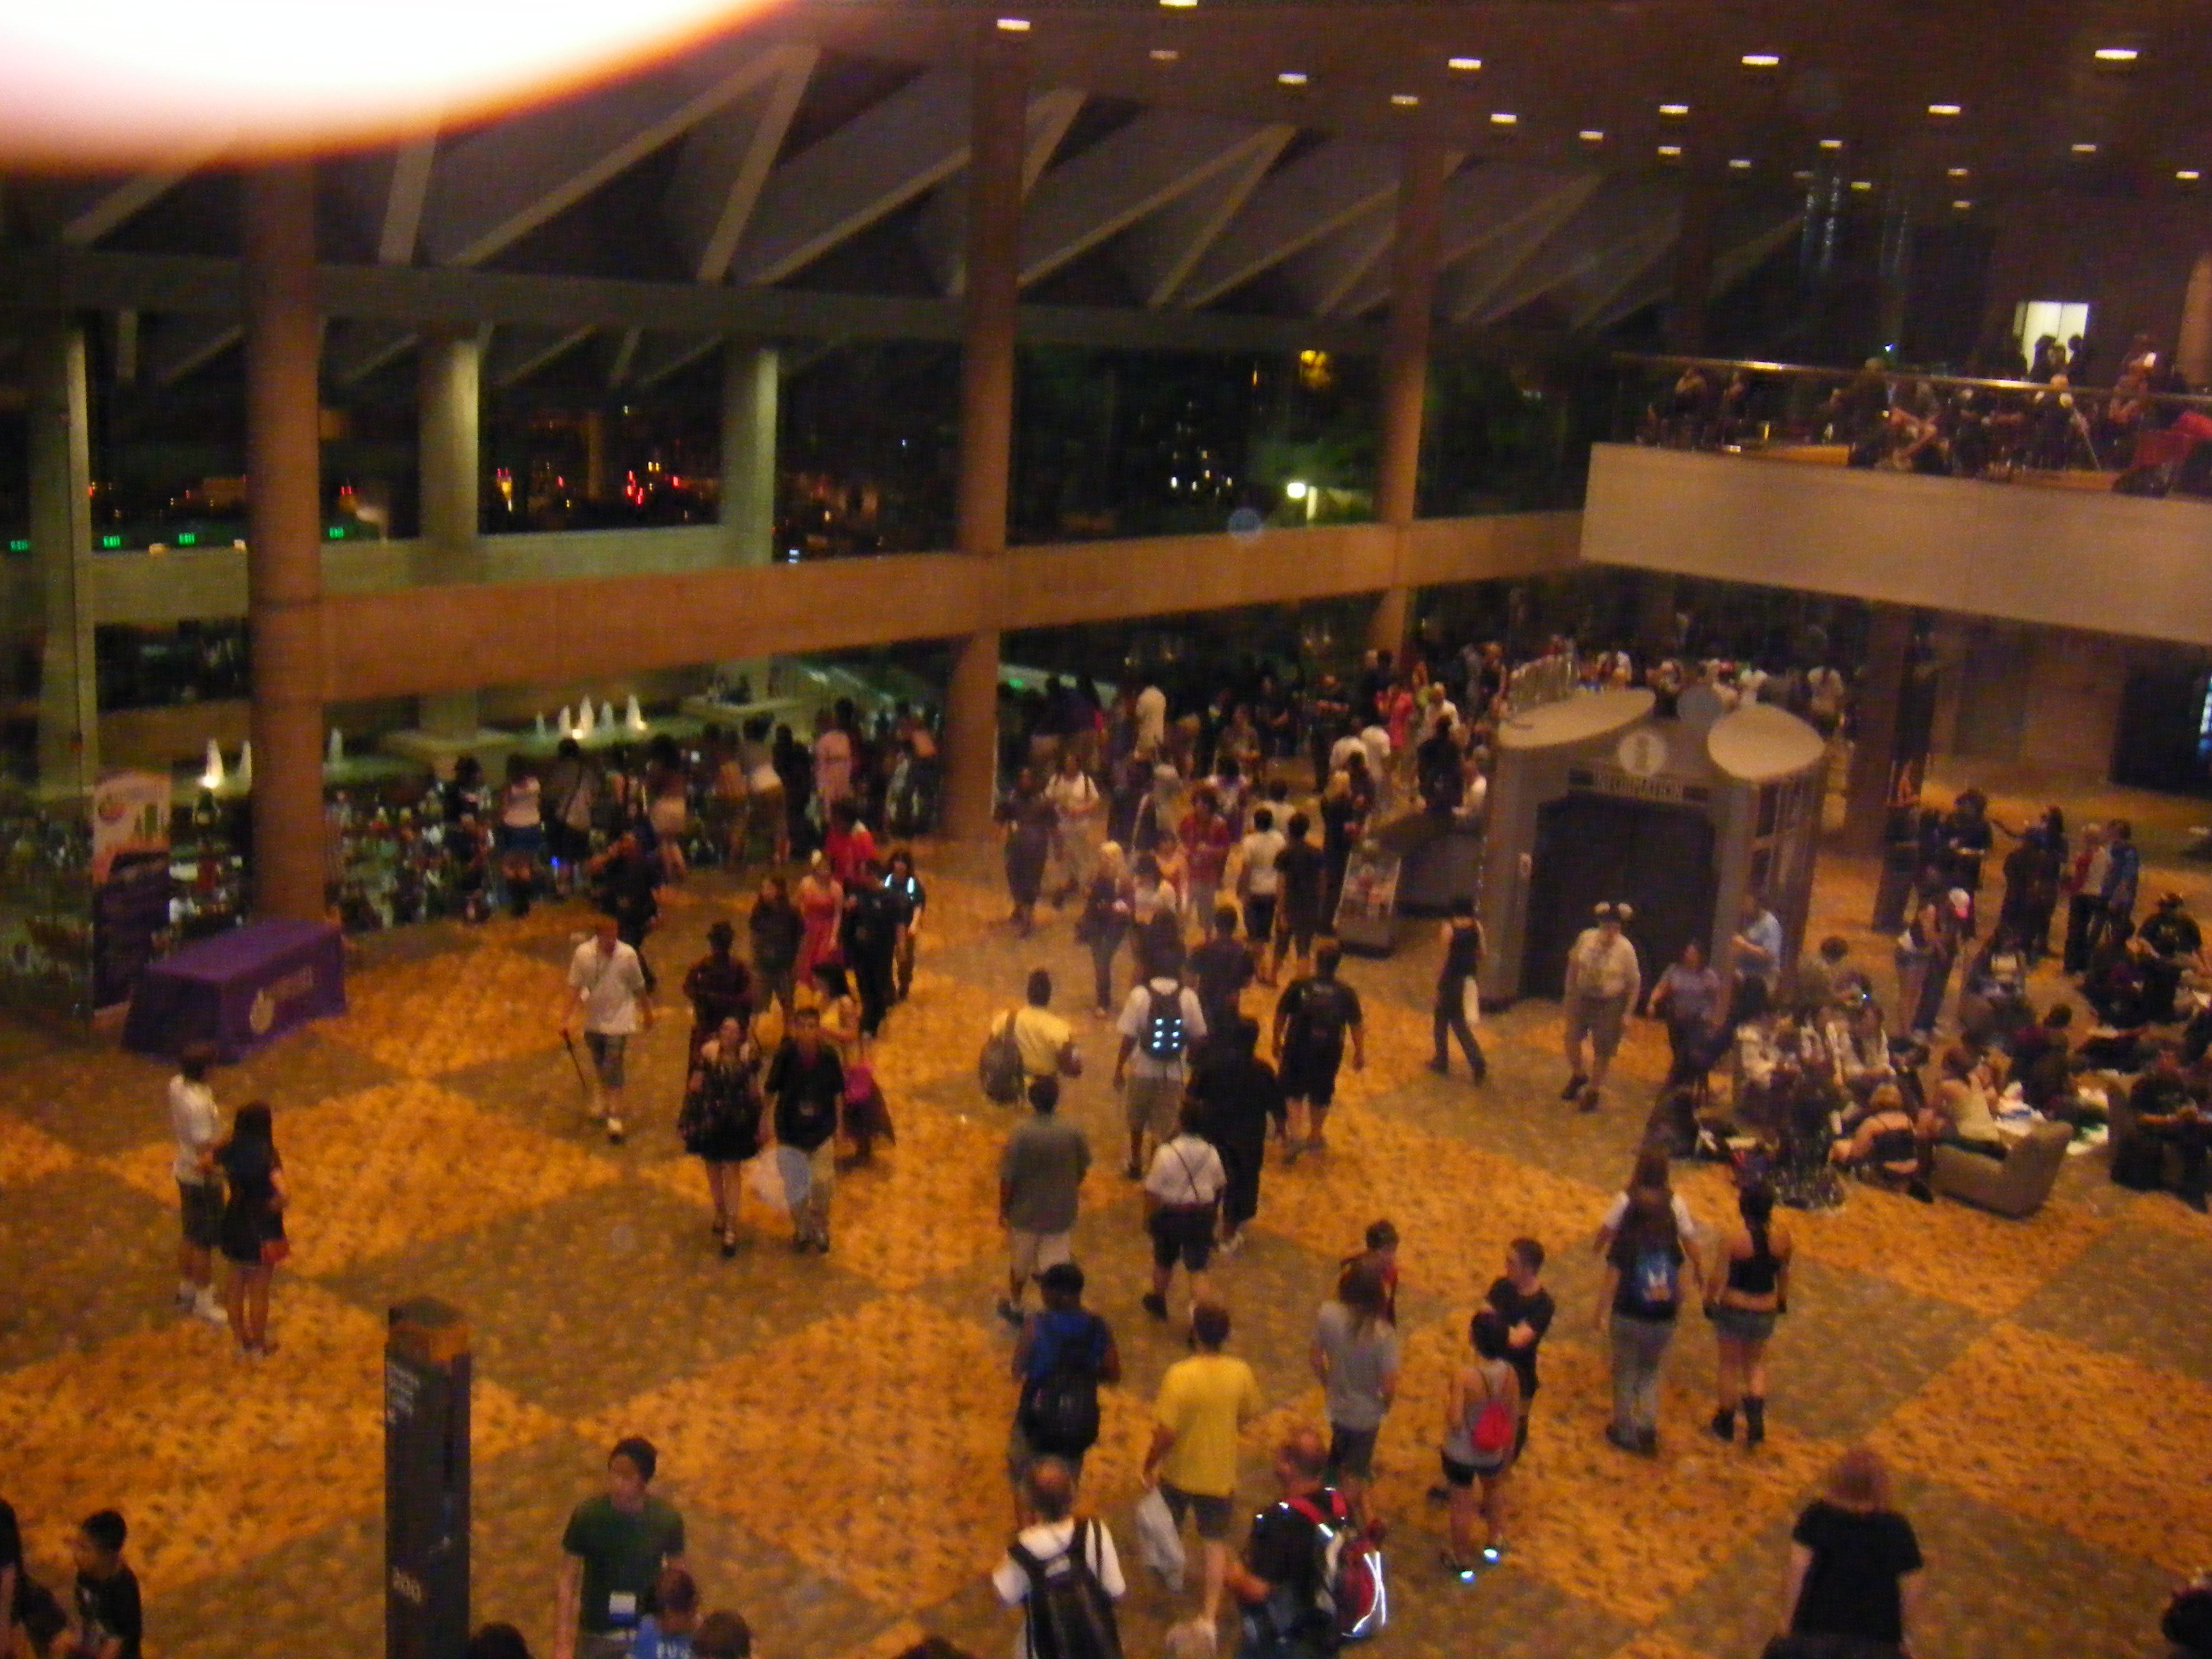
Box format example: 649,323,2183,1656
1433,1006,1486,1073
1218,1138,1265,1230
852,945,894,1038
2062,894,2103,974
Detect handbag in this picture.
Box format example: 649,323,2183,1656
1132,1486,1187,1588
260,1235,291,1267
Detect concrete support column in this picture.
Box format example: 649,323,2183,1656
2178,251,2212,388
716,341,779,693
30,321,97,800
943,29,1029,840
1368,140,1448,662
415,329,483,741
1843,604,1917,856
1666,165,1720,355
243,164,328,922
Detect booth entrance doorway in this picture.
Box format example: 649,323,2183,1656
1521,792,1719,998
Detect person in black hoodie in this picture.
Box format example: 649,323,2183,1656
1189,1015,1284,1254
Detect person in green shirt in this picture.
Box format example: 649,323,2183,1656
555,1437,687,1659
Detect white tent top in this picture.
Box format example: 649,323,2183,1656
1706,702,1828,783
1496,688,1655,752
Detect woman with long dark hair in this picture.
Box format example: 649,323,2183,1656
1706,1180,1791,1449
216,1101,287,1356
1597,1182,1694,1454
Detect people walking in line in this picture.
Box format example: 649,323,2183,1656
1113,941,1207,1180
681,921,754,1059
993,1454,1126,1656
165,1042,228,1326
748,875,803,1022
1143,1302,1262,1632
1007,1266,1122,1521
1271,814,1327,982
882,848,927,1003
1599,1185,1695,1455
1273,943,1365,1160
1188,1014,1284,1254
999,1076,1090,1326
1310,1258,1399,1531
1706,1180,1791,1450
1429,899,1488,1082
1143,1101,1228,1323
1235,806,1288,985
565,914,655,1145
1562,902,1641,1112
1079,842,1134,1017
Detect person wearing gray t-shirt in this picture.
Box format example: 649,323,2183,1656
1309,1260,1400,1527
998,1076,1090,1326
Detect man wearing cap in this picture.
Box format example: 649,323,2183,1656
554,1436,687,1659
1563,903,1641,1111
2137,893,2203,1023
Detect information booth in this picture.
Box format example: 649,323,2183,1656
1477,688,1826,1004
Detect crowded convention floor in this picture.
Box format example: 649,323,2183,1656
3,737,2210,1659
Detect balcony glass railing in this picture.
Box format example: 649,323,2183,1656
1614,353,2212,497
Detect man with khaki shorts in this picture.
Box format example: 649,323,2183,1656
1113,941,1207,1181
998,1075,1090,1326
1562,901,1641,1113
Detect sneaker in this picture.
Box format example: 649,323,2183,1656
173,1286,196,1315
1307,1132,1328,1153
1425,1483,1452,1505
1142,1292,1169,1320
1635,1429,1659,1456
720,1230,738,1260
605,1117,626,1145
193,1290,228,1326
1481,1543,1505,1565
1217,1230,1246,1256
1559,1073,1588,1102
1439,1550,1478,1584
1471,1062,1490,1085
1578,1086,1601,1113
1427,1057,1450,1076
1124,1160,1145,1181
1603,1424,1640,1454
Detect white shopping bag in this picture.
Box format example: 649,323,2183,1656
1462,978,1483,1027
1133,1486,1187,1589
746,1147,812,1214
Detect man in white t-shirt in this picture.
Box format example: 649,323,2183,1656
992,1458,1126,1659
1044,751,1101,902
563,914,655,1145
167,1042,227,1324
1134,682,1169,760
1142,1098,1229,1321
1113,947,1208,1181
1234,806,1288,981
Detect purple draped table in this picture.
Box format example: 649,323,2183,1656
122,918,346,1061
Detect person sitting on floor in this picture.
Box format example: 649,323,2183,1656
1830,1083,1931,1200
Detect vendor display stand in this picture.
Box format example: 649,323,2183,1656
123,917,346,1060
1333,843,1402,956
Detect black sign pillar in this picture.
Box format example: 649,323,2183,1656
386,1298,470,1659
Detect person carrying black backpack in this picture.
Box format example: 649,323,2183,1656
1226,1424,1385,1658
1008,1263,1122,1521
1113,940,1208,1181
1273,943,1366,1162
991,1456,1126,1659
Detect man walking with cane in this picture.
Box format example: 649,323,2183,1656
564,914,655,1145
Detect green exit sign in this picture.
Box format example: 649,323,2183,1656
176,533,197,546
100,535,123,548
5,539,26,553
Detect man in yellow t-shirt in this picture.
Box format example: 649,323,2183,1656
1143,1302,1261,1627
994,969,1084,1084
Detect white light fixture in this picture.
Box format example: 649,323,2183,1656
1850,179,1873,191
1160,0,1197,8
1928,102,1961,116
1149,47,1179,61
1489,110,1517,125
1284,480,1309,500
1952,198,1973,209
1658,143,1682,157
1818,138,1844,150
1659,102,1690,116
1448,56,1481,71
1391,91,1420,106
2071,142,2098,154
1579,128,1605,143
1947,166,1969,178
2095,45,2139,62
1277,70,1307,85
995,15,1030,30
1793,168,1814,182
1728,157,1752,169
2179,169,2203,182
1740,52,1781,68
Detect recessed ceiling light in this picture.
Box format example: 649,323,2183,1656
1277,71,1307,85
1946,166,1969,178
1928,102,1961,116
1658,143,1682,157
1728,157,1752,169
1149,47,1179,61
1448,56,1481,72
1793,169,1814,182
1740,52,1781,68
995,15,1029,29
1849,179,1873,191
2179,169,2203,182
1818,138,1844,150
1952,199,1973,210
2071,142,2098,154
1659,102,1690,116
1391,92,1420,106
1159,0,1197,8
2095,45,2139,62
1578,129,1605,143
1489,110,1518,125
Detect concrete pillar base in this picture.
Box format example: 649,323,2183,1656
942,630,1001,841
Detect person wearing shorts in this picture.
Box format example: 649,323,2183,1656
1271,943,1365,1160
1143,1302,1261,1631
166,1042,227,1326
1142,1101,1226,1323
1311,1258,1398,1528
1561,901,1641,1113
1113,943,1207,1180
565,914,654,1145
999,1074,1088,1326
1440,1310,1521,1576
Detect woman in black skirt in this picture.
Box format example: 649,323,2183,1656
680,1017,764,1256
215,1101,287,1356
